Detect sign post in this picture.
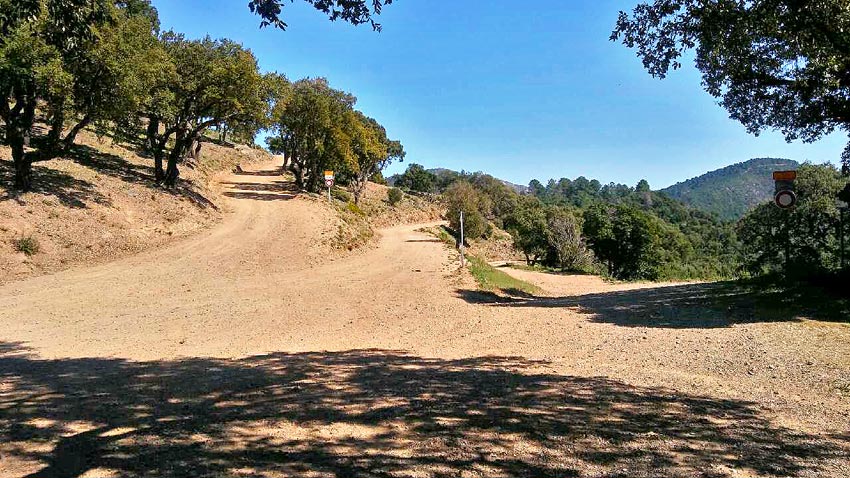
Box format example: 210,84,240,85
324,170,335,203
773,170,798,276
459,211,466,268
838,184,850,269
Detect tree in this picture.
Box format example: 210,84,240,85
0,0,111,190
583,204,664,280
144,34,266,186
504,196,549,266
247,0,393,30
613,1,850,174
395,163,436,193
266,78,357,192
348,111,405,204
61,6,164,150
738,163,846,276
387,187,403,206
444,181,491,240
545,206,591,272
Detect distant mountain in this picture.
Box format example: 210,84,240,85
387,168,529,194
660,158,800,220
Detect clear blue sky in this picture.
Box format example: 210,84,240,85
154,0,846,189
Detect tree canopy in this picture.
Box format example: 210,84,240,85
612,0,850,173
248,0,393,30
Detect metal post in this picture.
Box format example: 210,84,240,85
459,211,466,268
782,198,790,277
328,186,331,203
841,208,846,270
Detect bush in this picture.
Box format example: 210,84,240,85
387,187,404,206
331,188,352,203
444,181,492,240
14,235,40,256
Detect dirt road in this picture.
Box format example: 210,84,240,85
1,162,848,477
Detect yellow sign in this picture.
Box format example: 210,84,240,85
773,170,797,181
324,170,334,179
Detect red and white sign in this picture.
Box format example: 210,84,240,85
775,190,797,209
325,178,334,188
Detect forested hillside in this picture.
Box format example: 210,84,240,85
661,158,800,220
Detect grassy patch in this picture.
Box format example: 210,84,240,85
332,202,374,251
14,235,40,256
467,255,541,296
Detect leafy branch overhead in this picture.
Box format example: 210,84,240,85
613,0,850,173
248,0,394,30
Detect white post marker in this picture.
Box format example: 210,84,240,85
459,211,465,268
324,170,335,202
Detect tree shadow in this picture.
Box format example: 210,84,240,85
66,144,218,211
455,281,850,328
221,180,298,202
0,159,109,209
0,343,845,477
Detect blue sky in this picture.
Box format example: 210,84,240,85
154,0,847,189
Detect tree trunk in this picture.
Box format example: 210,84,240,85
164,129,189,188
47,102,65,150
62,115,92,150
9,132,32,191
21,100,35,148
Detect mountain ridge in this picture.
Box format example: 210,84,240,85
660,158,800,220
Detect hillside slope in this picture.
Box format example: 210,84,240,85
0,130,269,283
661,158,799,220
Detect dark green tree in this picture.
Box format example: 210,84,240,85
395,163,436,193
0,0,111,190
266,78,357,192
444,181,491,240
504,196,549,266
738,163,846,276
144,34,267,186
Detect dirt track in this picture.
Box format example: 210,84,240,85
1,162,849,477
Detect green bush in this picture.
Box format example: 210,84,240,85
14,235,40,256
387,187,404,206
331,188,352,203
346,201,366,216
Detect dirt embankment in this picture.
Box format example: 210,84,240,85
0,131,269,283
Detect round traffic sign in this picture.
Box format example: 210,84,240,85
775,190,797,209
325,178,334,188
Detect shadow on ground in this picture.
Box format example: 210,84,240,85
0,343,845,477
68,145,218,210
0,159,109,209
1,146,218,210
457,281,850,328
221,179,298,201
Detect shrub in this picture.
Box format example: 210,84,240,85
331,188,352,203
14,235,40,256
387,187,404,206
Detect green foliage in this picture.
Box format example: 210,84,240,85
444,181,491,240
467,255,541,296
145,33,267,186
248,0,393,31
613,1,850,172
387,187,403,206
348,111,404,204
662,158,800,220
13,235,39,256
738,163,848,277
503,196,549,265
395,163,437,193
331,187,353,203
583,204,667,280
545,207,592,272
